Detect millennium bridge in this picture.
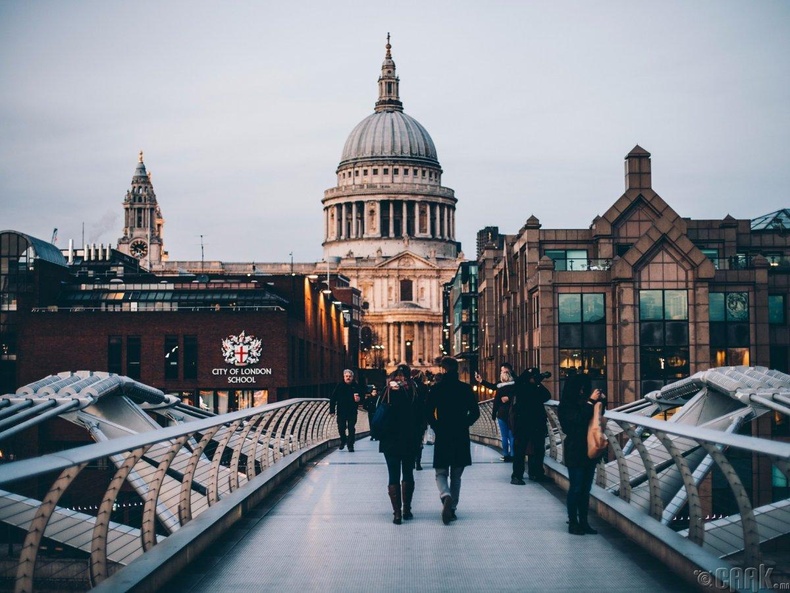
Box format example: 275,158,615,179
0,367,788,592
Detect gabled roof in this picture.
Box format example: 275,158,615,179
373,251,438,269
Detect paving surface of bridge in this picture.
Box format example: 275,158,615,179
167,439,692,593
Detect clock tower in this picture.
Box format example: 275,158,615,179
117,151,167,266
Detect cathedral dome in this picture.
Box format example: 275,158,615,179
340,110,438,168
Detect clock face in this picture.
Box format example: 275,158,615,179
130,240,148,259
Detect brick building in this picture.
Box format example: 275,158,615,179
476,146,790,422
1,230,354,410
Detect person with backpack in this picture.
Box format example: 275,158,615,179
558,369,606,535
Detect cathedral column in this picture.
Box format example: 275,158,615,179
399,323,406,364
444,206,449,241
342,203,348,239
414,321,421,364
402,201,408,237
387,322,394,365
352,202,358,238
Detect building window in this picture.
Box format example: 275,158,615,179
363,169,368,176
710,292,750,367
701,248,720,269
127,336,141,380
184,335,198,380
545,249,588,271
355,170,359,176
616,244,632,257
108,336,122,374
400,279,413,302
394,168,399,175
413,168,418,176
372,168,378,175
558,294,606,390
164,335,179,380
419,205,428,234
769,295,785,325
639,290,689,395
383,168,389,175
403,169,408,175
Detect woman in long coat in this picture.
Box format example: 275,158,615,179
558,370,605,535
378,364,424,524
427,357,480,524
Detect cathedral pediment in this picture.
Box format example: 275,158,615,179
374,251,438,270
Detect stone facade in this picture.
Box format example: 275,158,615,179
322,37,463,372
117,151,167,266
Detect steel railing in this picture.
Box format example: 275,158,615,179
471,398,790,589
0,398,348,593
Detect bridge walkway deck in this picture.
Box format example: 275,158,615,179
169,438,694,593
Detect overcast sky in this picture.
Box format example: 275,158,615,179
1,1,788,263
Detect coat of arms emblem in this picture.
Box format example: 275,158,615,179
221,331,262,366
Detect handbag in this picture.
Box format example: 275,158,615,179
586,401,607,459
370,390,392,439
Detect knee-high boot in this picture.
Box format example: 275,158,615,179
388,484,402,525
401,481,415,520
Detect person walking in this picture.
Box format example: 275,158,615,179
559,370,604,535
411,369,429,470
363,385,379,440
329,369,362,452
509,368,551,484
475,363,516,462
378,364,424,524
427,356,480,525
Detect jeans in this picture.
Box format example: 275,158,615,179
384,453,416,486
435,466,465,509
567,464,596,523
497,418,514,457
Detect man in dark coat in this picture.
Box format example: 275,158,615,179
329,369,362,452
509,368,551,484
427,357,480,524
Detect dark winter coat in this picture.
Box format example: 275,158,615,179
378,380,424,458
427,373,480,468
558,376,598,468
509,380,550,438
490,381,515,421
329,380,361,418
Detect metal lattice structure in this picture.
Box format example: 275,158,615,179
0,374,346,593
471,366,790,589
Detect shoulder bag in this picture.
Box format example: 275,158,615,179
586,401,608,459
370,389,392,439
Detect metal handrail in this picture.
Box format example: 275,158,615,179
471,397,790,588
0,398,344,592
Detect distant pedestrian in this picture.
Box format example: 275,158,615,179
363,385,379,440
559,370,604,535
475,362,515,462
411,369,429,470
379,364,424,524
509,368,551,484
427,356,480,525
329,369,362,452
